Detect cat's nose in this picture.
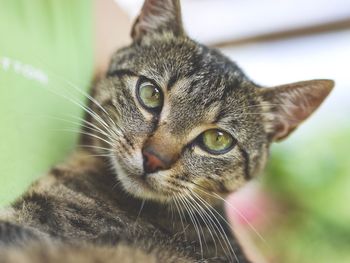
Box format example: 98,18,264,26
142,146,172,173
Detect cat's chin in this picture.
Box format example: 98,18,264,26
117,171,171,203
112,159,171,203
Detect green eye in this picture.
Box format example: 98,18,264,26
137,80,163,112
201,129,235,154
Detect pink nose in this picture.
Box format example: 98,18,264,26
142,146,169,173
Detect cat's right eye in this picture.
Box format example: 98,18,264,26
198,129,236,155
136,79,163,113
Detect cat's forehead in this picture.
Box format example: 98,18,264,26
139,40,244,82
139,40,250,132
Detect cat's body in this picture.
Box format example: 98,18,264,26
0,0,333,262
0,151,245,262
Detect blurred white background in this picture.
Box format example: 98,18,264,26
117,0,350,43
116,0,350,136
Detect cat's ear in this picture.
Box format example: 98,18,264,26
260,79,334,141
131,0,184,43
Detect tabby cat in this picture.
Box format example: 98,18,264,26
0,0,333,262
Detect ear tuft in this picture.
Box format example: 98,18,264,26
131,0,184,43
261,79,334,141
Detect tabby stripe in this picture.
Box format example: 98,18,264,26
0,221,40,245
238,146,251,180
167,74,179,91
106,69,138,78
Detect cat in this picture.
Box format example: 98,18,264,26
0,0,333,262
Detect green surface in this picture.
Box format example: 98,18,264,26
0,0,93,206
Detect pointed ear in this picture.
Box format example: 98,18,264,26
260,79,334,141
131,0,184,43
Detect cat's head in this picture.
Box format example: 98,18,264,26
88,0,333,204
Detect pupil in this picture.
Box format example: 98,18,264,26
151,89,158,99
216,133,223,144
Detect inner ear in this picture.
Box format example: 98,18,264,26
131,0,184,43
260,79,334,141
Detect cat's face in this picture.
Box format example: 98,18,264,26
88,0,333,204
93,39,268,202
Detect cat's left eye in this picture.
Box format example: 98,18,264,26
136,79,163,113
199,129,235,155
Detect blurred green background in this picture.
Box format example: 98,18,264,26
0,0,93,206
262,123,350,263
